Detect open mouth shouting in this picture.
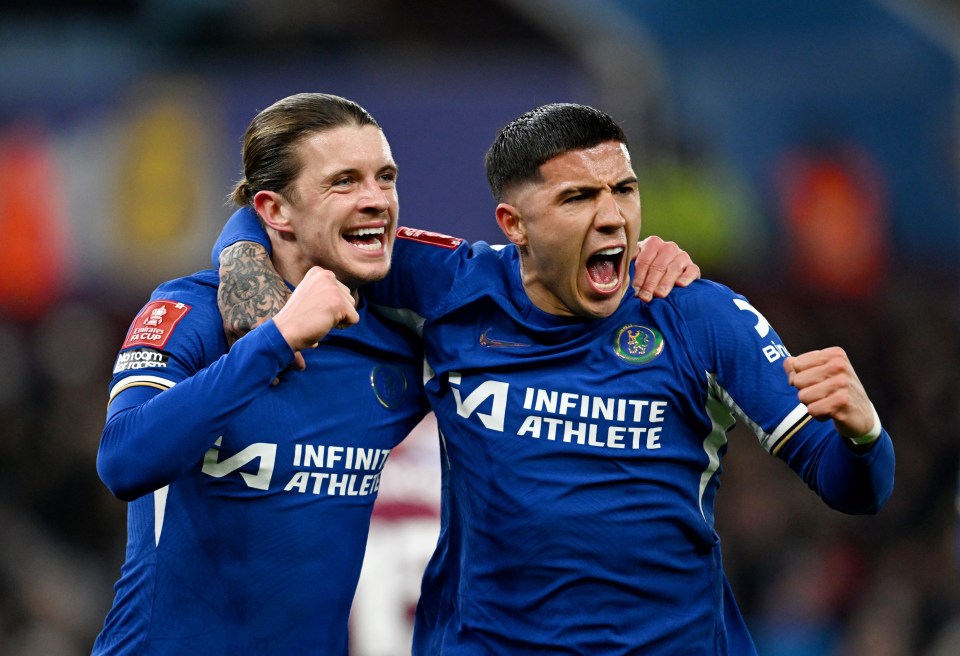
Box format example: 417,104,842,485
586,246,625,295
343,225,387,253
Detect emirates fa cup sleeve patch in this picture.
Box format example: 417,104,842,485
122,300,191,350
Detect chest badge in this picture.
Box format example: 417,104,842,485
370,364,408,409
613,325,664,365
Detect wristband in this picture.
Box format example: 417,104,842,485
847,404,882,447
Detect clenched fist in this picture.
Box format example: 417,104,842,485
783,346,879,441
272,266,360,352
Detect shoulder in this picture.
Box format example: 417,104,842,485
150,270,221,329
657,278,744,318
375,228,516,315
122,270,223,352
650,278,775,347
390,227,467,284
110,271,226,392
151,269,219,302
394,227,511,269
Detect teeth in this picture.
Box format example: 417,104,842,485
594,279,620,291
596,247,623,256
345,227,385,237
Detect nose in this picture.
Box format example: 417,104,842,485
358,178,391,213
594,190,626,231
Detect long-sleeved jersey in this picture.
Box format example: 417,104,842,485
214,208,895,655
93,268,429,656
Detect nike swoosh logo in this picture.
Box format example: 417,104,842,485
479,330,530,348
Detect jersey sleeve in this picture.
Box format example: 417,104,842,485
210,206,272,267
365,228,471,326
675,280,894,514
97,280,294,502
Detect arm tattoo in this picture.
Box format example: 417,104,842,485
217,241,290,343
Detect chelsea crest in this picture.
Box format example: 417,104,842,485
613,325,664,365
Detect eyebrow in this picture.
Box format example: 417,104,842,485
324,163,399,181
557,175,638,197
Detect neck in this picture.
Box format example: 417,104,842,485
517,256,570,317
269,235,311,287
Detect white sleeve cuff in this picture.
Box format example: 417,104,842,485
847,404,882,446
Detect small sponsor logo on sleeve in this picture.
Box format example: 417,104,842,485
396,227,463,249
113,348,170,373
122,300,191,350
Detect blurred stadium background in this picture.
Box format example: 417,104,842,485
1,0,959,654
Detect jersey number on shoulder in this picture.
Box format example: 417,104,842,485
733,298,789,363
733,299,770,337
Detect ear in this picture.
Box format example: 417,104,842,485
253,190,294,234
495,202,527,248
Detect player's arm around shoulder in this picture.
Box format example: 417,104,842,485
365,226,467,314
218,240,291,343
212,206,285,343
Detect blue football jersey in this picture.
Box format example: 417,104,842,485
93,269,429,656
367,230,895,656
211,208,894,655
